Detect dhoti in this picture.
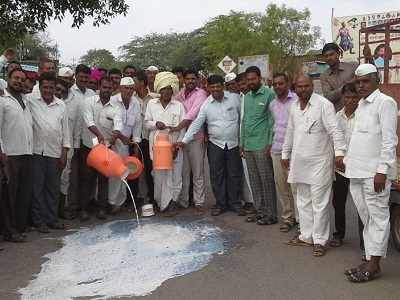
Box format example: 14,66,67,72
153,150,183,211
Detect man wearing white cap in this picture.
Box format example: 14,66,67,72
145,66,159,93
345,64,397,283
58,67,74,88
225,73,239,94
108,77,142,213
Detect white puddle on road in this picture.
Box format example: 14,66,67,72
19,219,225,299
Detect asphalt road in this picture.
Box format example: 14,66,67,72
1,197,400,300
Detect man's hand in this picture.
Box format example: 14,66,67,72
172,144,179,160
335,156,345,172
175,142,186,150
97,134,105,145
156,121,167,130
240,147,245,158
266,145,271,158
58,152,68,170
0,153,8,165
374,173,387,193
392,181,400,192
169,126,180,133
281,159,290,170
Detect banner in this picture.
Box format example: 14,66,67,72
332,10,400,83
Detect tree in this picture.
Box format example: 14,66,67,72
119,33,192,70
201,5,321,74
18,33,60,61
80,49,117,69
0,0,129,45
201,11,261,71
258,4,321,74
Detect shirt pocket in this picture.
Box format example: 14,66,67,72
99,111,114,129
304,118,323,134
224,106,237,121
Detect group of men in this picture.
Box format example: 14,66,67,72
0,41,398,282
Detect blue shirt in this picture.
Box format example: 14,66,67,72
182,92,241,149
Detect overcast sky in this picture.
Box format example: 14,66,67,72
46,0,398,64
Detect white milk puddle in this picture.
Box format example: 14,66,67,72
19,219,226,299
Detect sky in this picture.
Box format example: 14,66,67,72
46,0,399,64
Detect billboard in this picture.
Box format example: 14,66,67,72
238,55,269,79
332,10,400,83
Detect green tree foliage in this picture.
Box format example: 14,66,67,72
119,4,320,75
80,49,118,69
18,33,60,61
120,33,191,70
0,0,129,45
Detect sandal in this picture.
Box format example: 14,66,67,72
329,237,344,247
246,214,262,223
280,222,294,232
347,269,381,283
257,217,277,226
313,244,326,257
286,236,313,247
344,262,368,276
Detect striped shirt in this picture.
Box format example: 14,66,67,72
269,91,297,154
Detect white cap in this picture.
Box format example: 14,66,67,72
146,65,159,72
355,64,378,77
58,67,74,77
120,77,135,86
225,72,237,83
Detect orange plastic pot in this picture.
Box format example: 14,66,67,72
153,132,173,170
124,156,144,180
86,144,129,179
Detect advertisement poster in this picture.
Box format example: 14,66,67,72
332,10,400,83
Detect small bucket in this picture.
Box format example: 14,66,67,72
141,204,155,217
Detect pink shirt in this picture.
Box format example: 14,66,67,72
177,87,208,140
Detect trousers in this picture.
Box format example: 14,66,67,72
271,153,296,223
332,172,365,249
245,150,277,219
207,142,242,211
3,155,33,234
349,178,391,259
296,182,332,245
179,138,206,208
31,155,61,226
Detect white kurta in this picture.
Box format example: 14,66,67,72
282,93,346,185
144,98,186,211
345,89,398,259
108,94,142,207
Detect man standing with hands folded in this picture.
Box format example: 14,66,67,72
282,75,346,257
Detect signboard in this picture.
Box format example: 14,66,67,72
332,10,400,83
238,55,269,79
217,56,237,74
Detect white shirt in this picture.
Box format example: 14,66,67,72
0,89,33,155
71,84,96,148
182,92,241,150
28,95,70,158
335,108,355,177
82,95,123,148
61,92,81,150
345,89,398,179
282,93,346,185
111,93,142,143
136,90,158,140
144,98,185,159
